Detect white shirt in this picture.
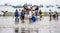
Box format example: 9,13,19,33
29,11,32,18
19,11,22,16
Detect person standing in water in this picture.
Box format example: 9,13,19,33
49,9,53,21
54,11,58,20
39,10,42,20
29,10,32,23
20,9,25,23
14,9,19,24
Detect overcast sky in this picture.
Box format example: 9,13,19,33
0,0,60,6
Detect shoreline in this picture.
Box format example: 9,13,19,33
0,12,60,16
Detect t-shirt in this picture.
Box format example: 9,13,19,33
15,12,19,17
19,11,22,16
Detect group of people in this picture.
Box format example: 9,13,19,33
14,4,59,24
14,4,44,24
49,10,58,21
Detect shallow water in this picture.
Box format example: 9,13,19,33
0,16,60,33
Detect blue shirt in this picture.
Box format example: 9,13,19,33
15,12,19,17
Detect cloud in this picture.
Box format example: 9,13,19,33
0,0,60,6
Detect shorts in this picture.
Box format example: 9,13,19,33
21,16,25,20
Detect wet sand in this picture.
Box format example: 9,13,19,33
0,16,60,33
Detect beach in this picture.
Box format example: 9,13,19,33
0,16,60,33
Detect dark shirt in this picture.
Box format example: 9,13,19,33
39,11,42,14
35,6,39,10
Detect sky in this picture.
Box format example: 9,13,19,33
0,0,60,6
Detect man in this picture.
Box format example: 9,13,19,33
20,9,25,23
39,10,42,20
14,10,19,23
49,9,53,21
54,11,58,20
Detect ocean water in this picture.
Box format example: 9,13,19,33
0,6,60,33
0,16,60,33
